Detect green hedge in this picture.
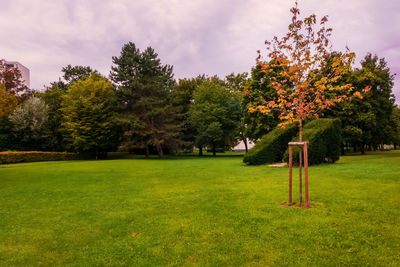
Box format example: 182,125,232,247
283,118,342,165
0,151,78,164
243,124,298,165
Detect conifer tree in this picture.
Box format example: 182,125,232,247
110,42,179,158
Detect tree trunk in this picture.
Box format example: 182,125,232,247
361,144,365,155
394,143,397,150
353,144,357,153
244,138,248,153
341,143,345,156
299,119,303,142
145,145,150,158
156,143,164,159
199,146,203,156
212,142,216,157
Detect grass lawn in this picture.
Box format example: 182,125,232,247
0,151,399,266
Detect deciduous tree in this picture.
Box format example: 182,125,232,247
189,81,241,156
61,73,117,158
248,2,369,141
9,97,50,150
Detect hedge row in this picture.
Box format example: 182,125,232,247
283,118,342,165
243,123,298,165
0,151,79,164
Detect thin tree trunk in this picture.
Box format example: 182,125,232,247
341,143,345,156
394,143,397,150
145,145,150,158
212,142,216,157
199,146,203,156
244,138,248,153
353,144,357,153
156,143,164,159
299,119,303,142
361,144,365,155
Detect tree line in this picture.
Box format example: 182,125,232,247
0,42,399,158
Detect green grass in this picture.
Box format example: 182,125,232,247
0,151,399,266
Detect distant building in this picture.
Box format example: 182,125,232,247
0,59,30,88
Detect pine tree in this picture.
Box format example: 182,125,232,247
110,42,180,158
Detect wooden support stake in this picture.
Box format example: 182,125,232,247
288,146,293,204
299,147,303,207
304,142,309,208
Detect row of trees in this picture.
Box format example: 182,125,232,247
0,43,248,157
0,42,399,158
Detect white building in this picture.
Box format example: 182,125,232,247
0,59,30,88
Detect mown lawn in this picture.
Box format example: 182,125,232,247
0,151,399,266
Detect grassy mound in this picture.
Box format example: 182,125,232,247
243,123,298,165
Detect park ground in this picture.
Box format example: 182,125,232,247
0,151,399,266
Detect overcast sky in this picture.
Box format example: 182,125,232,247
1,0,399,103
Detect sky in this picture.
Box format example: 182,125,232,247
1,0,399,104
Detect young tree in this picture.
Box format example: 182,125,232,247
110,42,180,158
248,2,369,141
248,2,370,207
61,73,117,158
189,81,241,156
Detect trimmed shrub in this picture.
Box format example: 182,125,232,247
283,118,342,165
0,151,78,164
243,123,298,165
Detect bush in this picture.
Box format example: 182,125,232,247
243,123,298,165
0,151,78,164
283,118,342,165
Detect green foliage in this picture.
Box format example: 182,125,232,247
283,118,342,165
61,73,117,157
243,63,281,141
389,106,400,147
225,72,250,151
189,81,241,155
0,151,78,164
243,123,298,165
39,83,68,151
326,53,395,153
62,64,95,84
110,42,179,157
171,75,209,152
